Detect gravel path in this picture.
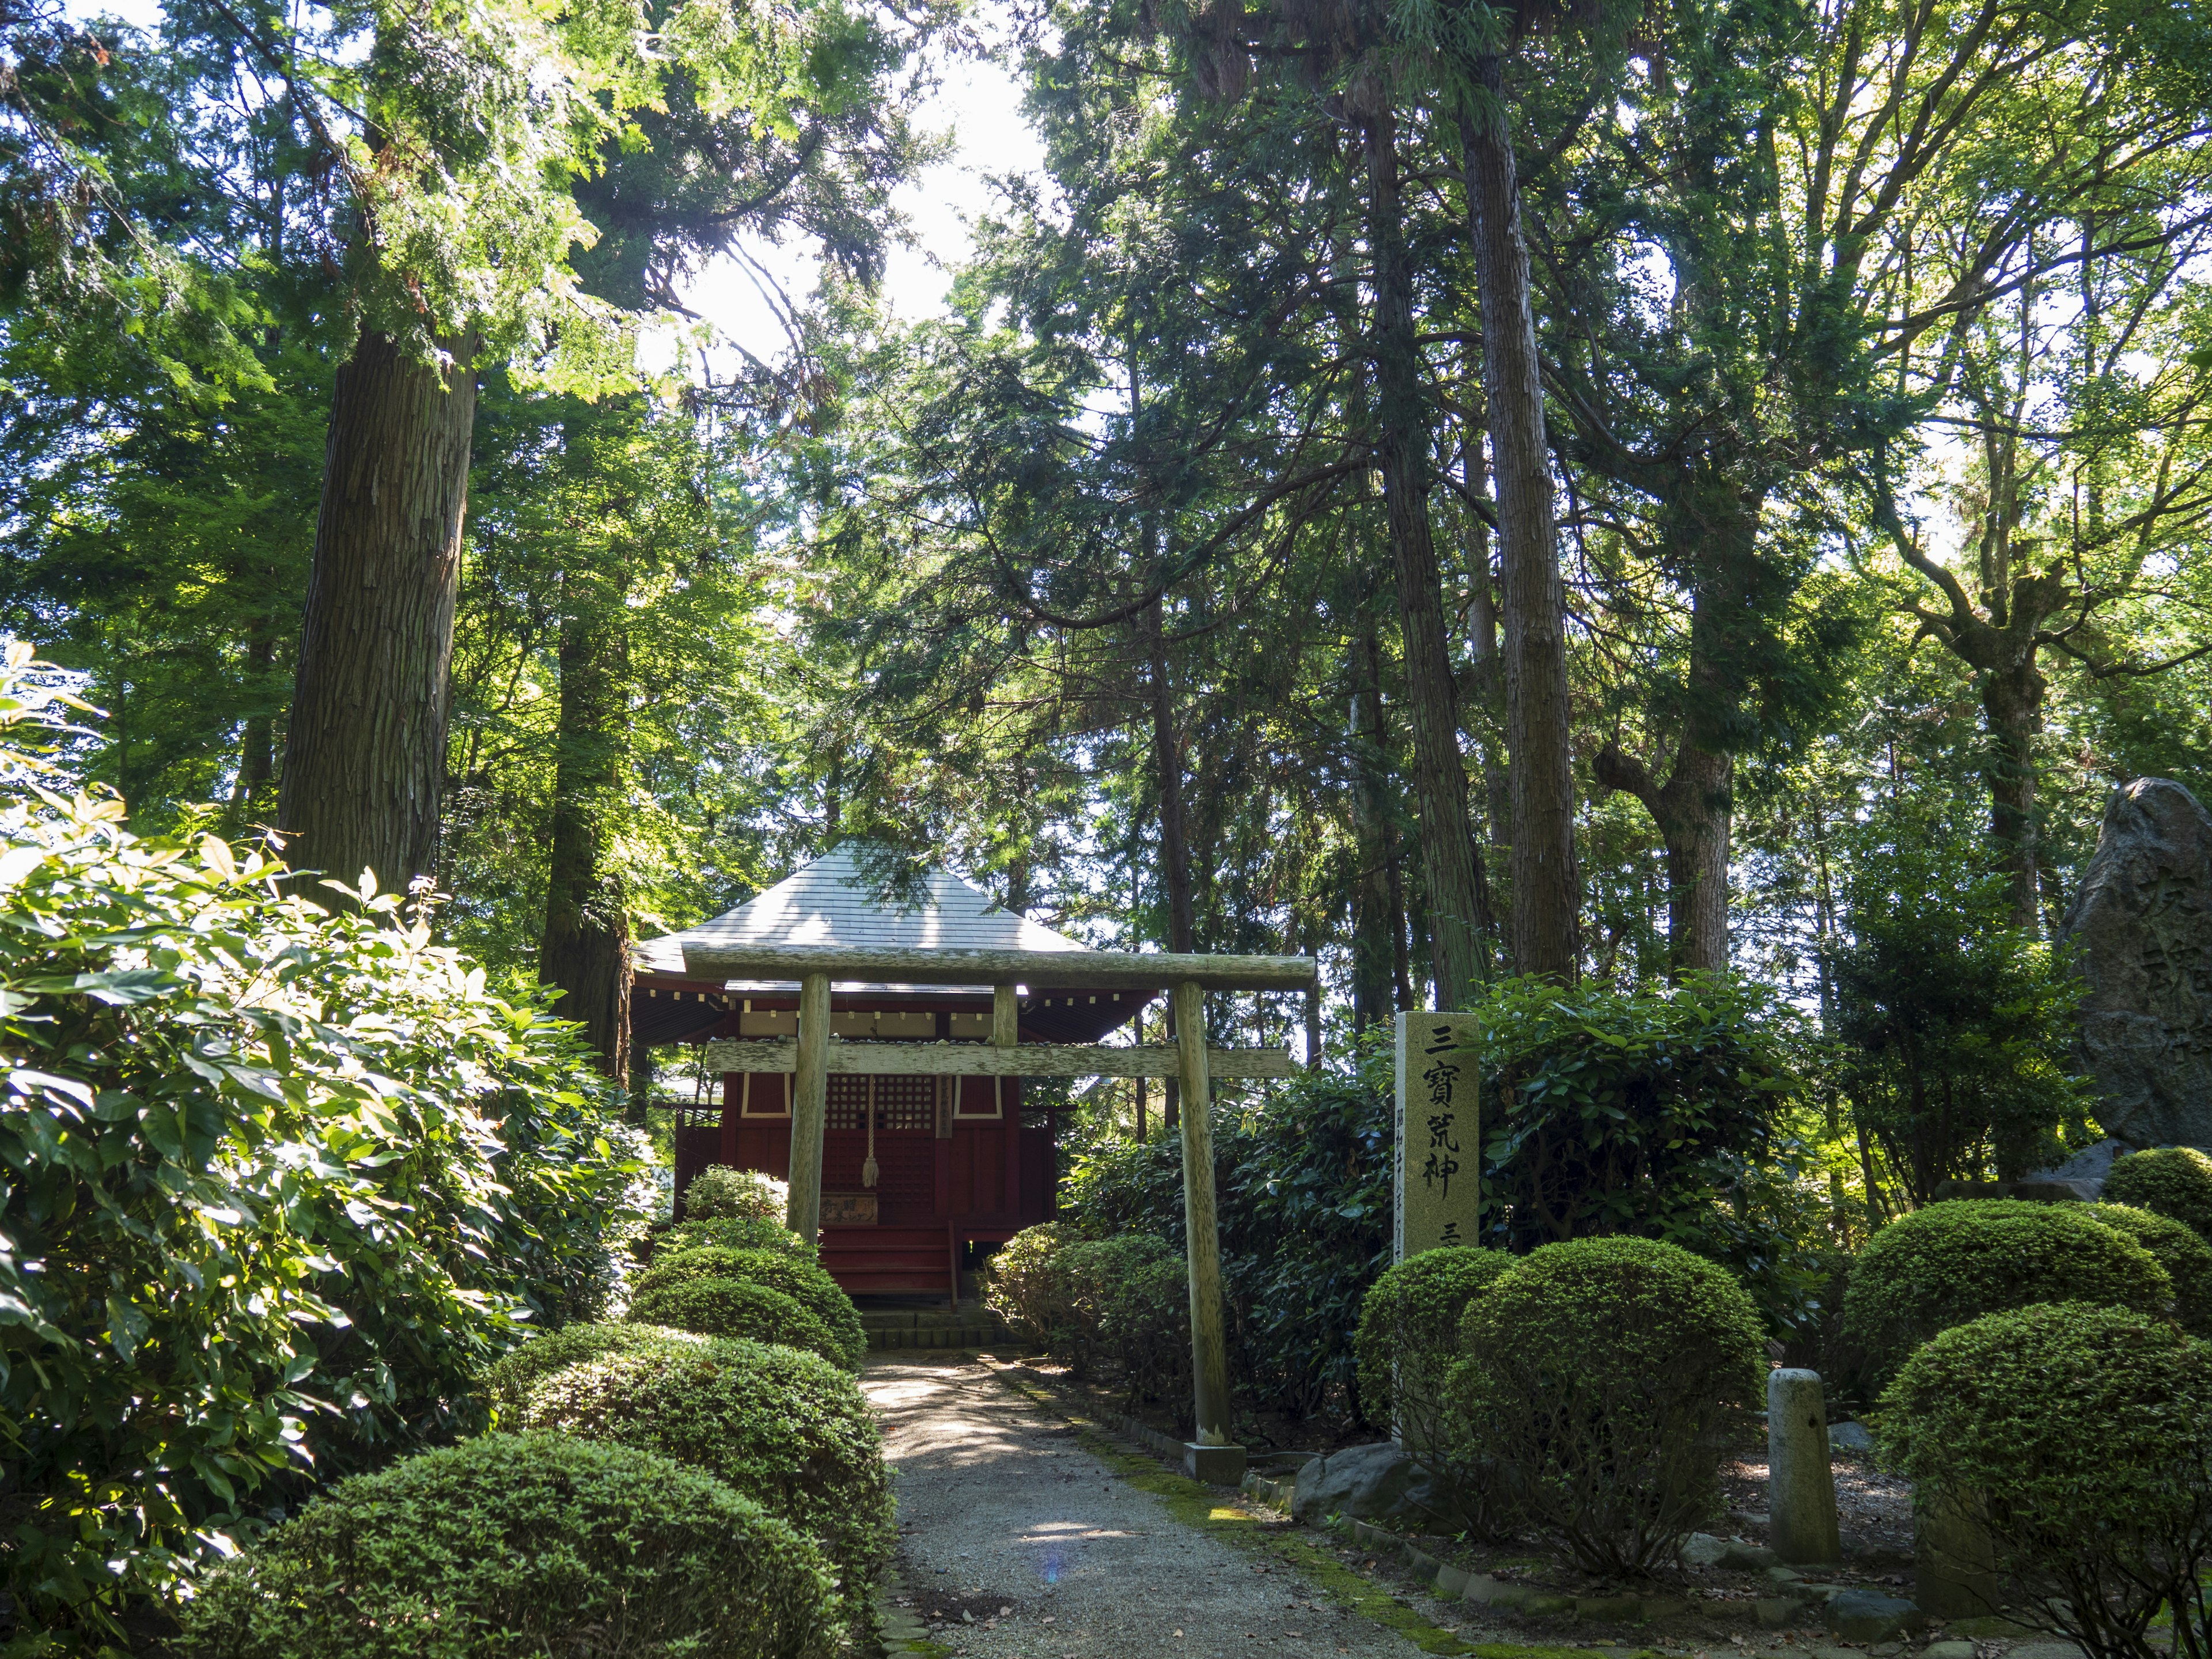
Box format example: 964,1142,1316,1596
866,1355,1434,1659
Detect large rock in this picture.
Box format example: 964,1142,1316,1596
2062,779,2212,1149
1289,1442,1453,1531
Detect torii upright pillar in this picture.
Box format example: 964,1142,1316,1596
1175,977,1236,1469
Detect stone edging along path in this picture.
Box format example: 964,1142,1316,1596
874,1353,1649,1659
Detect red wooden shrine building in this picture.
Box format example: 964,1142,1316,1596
631,849,1158,1299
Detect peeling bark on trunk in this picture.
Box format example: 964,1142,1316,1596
1461,74,1579,982
279,328,478,896
1365,106,1487,1010
539,603,632,1087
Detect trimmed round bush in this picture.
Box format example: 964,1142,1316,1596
683,1165,787,1221
172,1431,839,1659
1842,1199,2172,1378
484,1321,710,1407
507,1338,894,1630
1358,1247,1515,1536
628,1277,851,1371
662,1213,817,1261
632,1246,865,1369
1355,1247,1514,1431
1883,1304,2212,1657
1455,1237,1766,1574
2087,1202,2212,1334
984,1221,1066,1343
2104,1146,2212,1243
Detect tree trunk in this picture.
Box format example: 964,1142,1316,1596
1590,494,1753,976
1145,596,1196,956
278,328,478,896
1364,106,1487,1012
539,602,632,1086
1463,461,1512,857
1145,596,1193,1130
232,620,276,819
1461,76,1580,982
1350,628,1395,1032
1983,658,2044,933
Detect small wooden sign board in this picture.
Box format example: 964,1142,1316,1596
820,1192,878,1226
1393,1012,1480,1262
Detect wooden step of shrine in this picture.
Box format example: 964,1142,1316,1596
819,1225,956,1297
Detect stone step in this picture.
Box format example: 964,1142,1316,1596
861,1306,1001,1332
866,1325,1010,1350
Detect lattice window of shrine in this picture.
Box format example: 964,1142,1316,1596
825,1074,935,1132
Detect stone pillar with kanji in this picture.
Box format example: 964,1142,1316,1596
1393,1012,1482,1260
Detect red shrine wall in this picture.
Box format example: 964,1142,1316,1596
672,1070,1053,1241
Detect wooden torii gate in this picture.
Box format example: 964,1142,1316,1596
682,941,1316,1477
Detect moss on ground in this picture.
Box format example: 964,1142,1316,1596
983,1362,1646,1659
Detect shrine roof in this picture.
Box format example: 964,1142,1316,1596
634,846,1087,995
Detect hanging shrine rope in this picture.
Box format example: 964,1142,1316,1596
862,1075,879,1188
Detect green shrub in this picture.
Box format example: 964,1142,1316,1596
484,1320,709,1406
984,1221,1069,1344
1842,1199,2172,1379
2086,1203,2212,1335
0,653,646,1645
684,1165,788,1221
1454,1237,1767,1574
1882,1304,2212,1659
630,1246,866,1369
627,1277,851,1370
1059,1234,1191,1399
172,1431,840,1659
2105,1146,2212,1243
507,1338,893,1630
1060,983,1834,1425
1356,1248,1513,1448
1830,857,2094,1202
661,1213,817,1262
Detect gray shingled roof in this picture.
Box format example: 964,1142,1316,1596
634,846,1086,991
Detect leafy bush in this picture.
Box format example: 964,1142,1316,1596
1830,863,2094,1202
2105,1146,2212,1243
630,1245,865,1369
1063,1234,1191,1387
984,1222,1070,1344
506,1338,893,1630
661,1213,817,1262
2086,1203,2212,1335
683,1165,789,1221
1882,1304,2212,1659
1094,1237,1192,1415
0,654,645,1646
1453,1237,1767,1574
1842,1199,2172,1380
1471,974,1834,1331
1060,988,1835,1421
171,1431,840,1659
1061,1040,1396,1419
1355,1248,1513,1457
483,1320,710,1405
626,1277,851,1370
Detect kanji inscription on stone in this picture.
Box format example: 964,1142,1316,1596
1394,1012,1481,1261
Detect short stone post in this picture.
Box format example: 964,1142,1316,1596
1915,1483,2001,1618
1767,1369,1842,1565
